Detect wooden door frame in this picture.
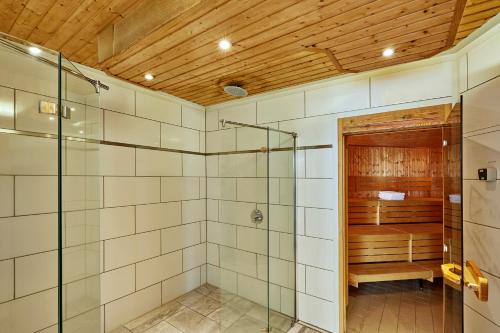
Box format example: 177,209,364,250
336,104,453,333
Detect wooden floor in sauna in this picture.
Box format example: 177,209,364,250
346,279,443,333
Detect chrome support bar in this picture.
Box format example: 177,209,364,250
220,119,298,137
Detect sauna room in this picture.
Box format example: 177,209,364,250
345,127,447,331
0,1,499,333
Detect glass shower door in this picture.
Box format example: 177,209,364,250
0,34,101,333
209,124,271,331
207,120,296,332
0,35,61,333
60,55,102,333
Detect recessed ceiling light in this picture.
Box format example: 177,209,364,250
218,39,232,51
382,48,395,57
144,73,154,81
28,46,42,56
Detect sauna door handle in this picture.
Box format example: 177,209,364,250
464,260,488,302
441,261,488,301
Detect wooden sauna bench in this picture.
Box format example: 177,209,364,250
348,198,443,287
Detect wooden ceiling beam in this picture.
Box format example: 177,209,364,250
447,0,469,46
305,46,357,73
97,0,202,63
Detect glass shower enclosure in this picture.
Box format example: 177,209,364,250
207,119,297,332
0,34,102,333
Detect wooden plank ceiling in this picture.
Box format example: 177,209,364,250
1,0,499,106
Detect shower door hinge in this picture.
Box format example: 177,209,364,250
39,101,72,119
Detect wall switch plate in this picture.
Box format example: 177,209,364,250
39,100,57,115
478,167,497,181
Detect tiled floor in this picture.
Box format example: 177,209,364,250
112,284,296,333
346,279,443,333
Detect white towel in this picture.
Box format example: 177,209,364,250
378,191,405,201
449,194,461,204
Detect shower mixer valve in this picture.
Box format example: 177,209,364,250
251,209,264,224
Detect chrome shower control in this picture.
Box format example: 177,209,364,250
251,209,264,224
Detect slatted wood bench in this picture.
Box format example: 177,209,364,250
348,198,443,287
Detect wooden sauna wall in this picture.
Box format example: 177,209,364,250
348,146,443,198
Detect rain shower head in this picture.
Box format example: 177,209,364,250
223,84,248,97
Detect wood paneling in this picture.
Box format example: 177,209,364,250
0,1,497,105
455,0,500,44
348,145,443,198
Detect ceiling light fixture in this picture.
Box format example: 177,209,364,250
218,39,232,51
144,73,154,81
28,46,42,56
382,48,395,57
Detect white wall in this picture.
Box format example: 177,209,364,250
206,18,500,331
207,55,457,332
458,19,500,333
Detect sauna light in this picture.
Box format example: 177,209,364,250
218,39,232,51
144,73,154,81
28,46,41,56
383,48,395,57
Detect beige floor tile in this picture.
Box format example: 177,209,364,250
125,301,184,333
177,290,222,316
208,305,245,328
144,321,182,333
225,295,255,313
167,306,221,333
223,315,268,333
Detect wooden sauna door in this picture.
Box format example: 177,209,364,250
442,101,463,333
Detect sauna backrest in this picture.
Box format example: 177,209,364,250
348,176,442,197
348,199,443,225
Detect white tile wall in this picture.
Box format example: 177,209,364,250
218,103,257,127
161,177,199,201
105,283,161,332
0,214,57,260
182,199,207,223
206,128,236,153
0,86,14,129
305,78,370,116
161,123,199,151
136,149,182,176
104,177,160,207
162,267,201,303
0,176,13,217
100,206,135,240
257,93,304,123
136,92,181,125
136,202,181,233
136,251,182,289
0,259,14,302
161,223,200,254
104,231,160,270
181,105,205,130
101,265,135,304
0,135,58,175
100,83,135,115
15,250,57,297
105,111,161,147
183,243,206,271
371,62,454,107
